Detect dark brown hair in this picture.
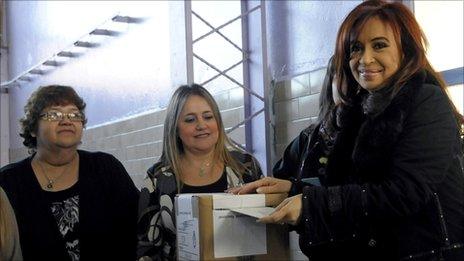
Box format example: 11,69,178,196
333,0,463,124
318,56,337,123
20,85,87,150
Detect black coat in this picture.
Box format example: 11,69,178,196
0,150,140,261
277,71,464,260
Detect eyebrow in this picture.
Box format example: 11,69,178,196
370,36,389,42
49,106,79,110
184,111,213,116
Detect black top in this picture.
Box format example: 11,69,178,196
181,168,228,193
45,182,80,261
0,150,140,261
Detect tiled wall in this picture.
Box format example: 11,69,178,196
8,86,246,190
80,111,165,189
273,66,326,160
272,66,327,261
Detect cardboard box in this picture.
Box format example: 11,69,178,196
175,193,289,260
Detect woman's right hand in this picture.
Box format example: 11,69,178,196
227,177,292,195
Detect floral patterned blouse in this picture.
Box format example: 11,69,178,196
136,150,263,261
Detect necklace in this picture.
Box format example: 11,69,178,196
35,159,73,190
198,161,212,177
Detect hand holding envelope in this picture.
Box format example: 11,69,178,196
227,177,292,195
258,194,302,226
227,177,302,226
231,195,302,226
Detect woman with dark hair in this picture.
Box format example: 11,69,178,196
231,1,464,260
137,84,263,260
0,85,139,260
270,56,340,194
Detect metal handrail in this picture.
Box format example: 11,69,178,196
0,14,142,89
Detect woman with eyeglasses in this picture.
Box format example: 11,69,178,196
0,85,139,261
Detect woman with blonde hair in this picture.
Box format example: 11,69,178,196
137,84,263,260
0,186,22,261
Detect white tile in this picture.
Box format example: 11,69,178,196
274,99,299,123
310,67,327,95
290,73,311,98
228,87,244,108
298,94,320,119
154,110,167,125
130,174,146,191
221,107,244,128
227,126,246,145
214,91,230,110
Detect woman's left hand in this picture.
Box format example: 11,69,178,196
259,194,302,226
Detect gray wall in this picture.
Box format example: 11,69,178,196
266,0,360,81
5,1,174,145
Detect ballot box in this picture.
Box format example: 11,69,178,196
175,193,290,260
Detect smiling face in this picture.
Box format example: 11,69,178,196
35,104,83,151
177,95,219,154
349,16,402,91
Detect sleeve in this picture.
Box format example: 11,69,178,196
298,85,461,246
273,125,315,195
106,154,140,260
137,169,177,261
230,150,263,183
273,126,314,180
249,153,264,181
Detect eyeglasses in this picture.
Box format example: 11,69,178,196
39,111,85,122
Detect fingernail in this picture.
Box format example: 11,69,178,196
256,188,262,193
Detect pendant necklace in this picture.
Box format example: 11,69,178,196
35,159,72,190
198,161,212,177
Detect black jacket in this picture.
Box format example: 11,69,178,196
278,71,464,260
273,124,321,195
0,150,140,261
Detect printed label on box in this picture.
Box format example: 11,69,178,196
177,195,200,260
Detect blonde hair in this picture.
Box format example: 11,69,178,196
0,188,18,254
160,84,247,192
0,200,5,250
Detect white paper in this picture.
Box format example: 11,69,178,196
177,194,194,218
212,193,266,209
229,207,275,219
213,210,267,258
176,196,200,260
